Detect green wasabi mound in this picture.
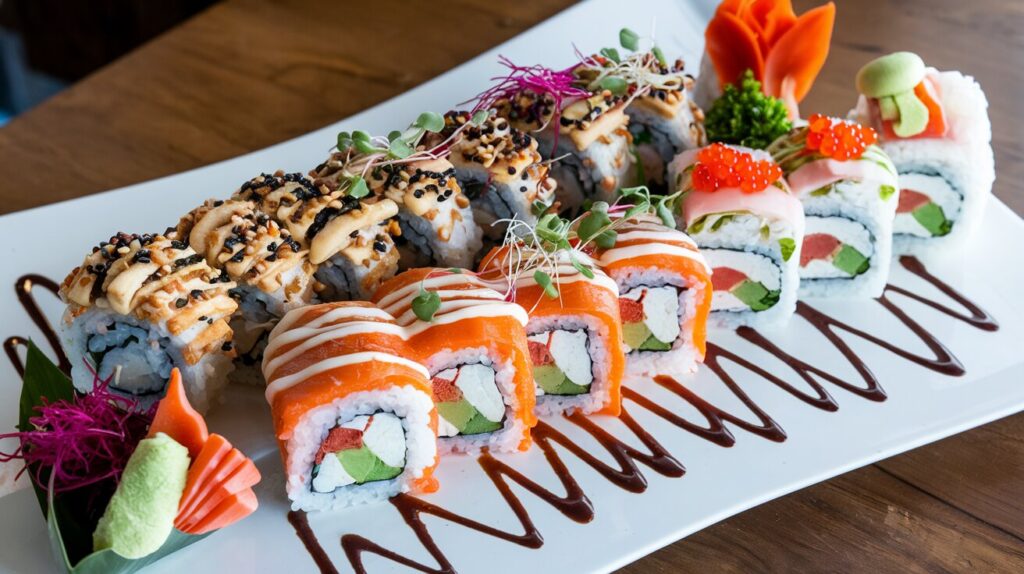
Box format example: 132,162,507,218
93,432,190,559
857,52,930,137
856,52,925,97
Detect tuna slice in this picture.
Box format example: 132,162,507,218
315,427,363,465
711,267,748,292
897,188,932,213
800,233,841,266
528,340,554,365
432,369,463,403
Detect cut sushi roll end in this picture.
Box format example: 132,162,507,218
432,364,505,438
528,329,594,396
311,413,406,494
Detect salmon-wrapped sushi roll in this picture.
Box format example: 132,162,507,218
479,246,625,416
593,213,713,379
373,268,536,453
262,302,438,511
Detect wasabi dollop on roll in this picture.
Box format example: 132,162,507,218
851,51,994,255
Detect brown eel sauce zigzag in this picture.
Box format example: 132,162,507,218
1,257,1000,574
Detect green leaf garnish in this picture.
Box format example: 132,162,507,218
534,270,559,299
595,229,618,249
414,111,445,133
656,200,675,228
337,132,353,150
598,76,628,95
600,47,621,63
530,200,550,217
570,256,596,279
388,138,415,159
779,237,797,262
879,184,896,201
652,46,667,67
412,288,441,321
448,268,463,274
577,207,612,243
470,110,489,126
387,130,402,142
619,28,640,51
347,176,370,199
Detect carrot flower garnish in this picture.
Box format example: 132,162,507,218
705,0,835,116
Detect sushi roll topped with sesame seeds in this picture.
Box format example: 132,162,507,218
235,171,402,302
59,232,238,411
312,122,483,271
434,110,557,238
173,198,320,378
573,30,706,189
476,57,635,210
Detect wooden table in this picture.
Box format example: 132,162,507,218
2,0,1022,571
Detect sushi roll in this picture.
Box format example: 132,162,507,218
59,232,238,411
234,171,402,301
437,110,558,238
312,152,482,270
574,44,705,189
768,115,899,298
493,84,634,211
851,52,994,255
478,245,625,416
593,213,713,378
173,198,318,376
372,268,537,453
262,302,438,511
669,143,804,328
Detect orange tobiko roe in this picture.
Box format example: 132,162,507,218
805,114,878,161
692,143,783,193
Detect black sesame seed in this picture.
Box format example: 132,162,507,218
198,315,208,322
221,341,234,352
520,186,528,192
373,240,387,252
175,298,188,308
507,166,516,175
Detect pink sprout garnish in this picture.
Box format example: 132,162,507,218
466,56,590,124
0,373,153,494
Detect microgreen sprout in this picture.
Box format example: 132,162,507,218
326,109,488,199
412,285,442,321
465,56,590,132
489,184,679,304
574,27,685,104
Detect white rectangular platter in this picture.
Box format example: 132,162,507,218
1,0,1023,572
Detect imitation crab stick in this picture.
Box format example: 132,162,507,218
705,0,835,114
147,368,209,458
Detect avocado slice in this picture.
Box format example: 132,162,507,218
912,203,953,236
437,399,476,431
833,245,870,276
638,333,673,351
460,412,504,435
337,445,403,484
533,364,589,395
622,321,653,350
732,280,780,312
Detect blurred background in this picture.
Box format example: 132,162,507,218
0,0,217,124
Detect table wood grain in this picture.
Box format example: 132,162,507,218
1,0,1022,572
